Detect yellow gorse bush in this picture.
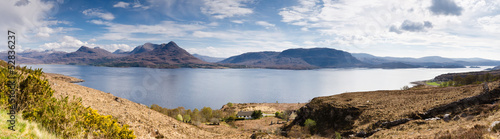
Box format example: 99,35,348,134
0,61,136,138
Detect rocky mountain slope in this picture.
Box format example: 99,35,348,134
98,41,209,68
1,41,212,68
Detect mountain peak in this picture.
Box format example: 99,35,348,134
75,46,111,54
76,46,92,52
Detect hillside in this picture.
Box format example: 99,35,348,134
43,72,229,138
219,48,364,69
284,80,500,138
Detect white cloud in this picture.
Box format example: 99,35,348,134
89,20,112,25
113,1,130,8
201,0,254,19
255,21,276,29
274,0,500,59
231,20,244,24
0,0,53,41
82,8,115,20
94,21,206,41
40,36,133,52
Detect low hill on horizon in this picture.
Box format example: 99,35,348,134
352,53,500,67
192,54,226,63
219,48,364,69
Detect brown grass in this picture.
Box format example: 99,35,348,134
310,82,498,131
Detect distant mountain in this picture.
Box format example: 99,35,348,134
112,49,129,54
373,62,420,69
98,41,208,68
352,53,500,67
486,65,500,71
192,54,226,63
129,42,159,54
1,41,215,69
220,48,364,69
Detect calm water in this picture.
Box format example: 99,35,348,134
23,65,491,109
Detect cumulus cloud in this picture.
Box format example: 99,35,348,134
0,0,76,49
201,0,254,19
82,8,115,20
429,0,463,16
389,20,433,34
113,1,130,8
40,36,133,52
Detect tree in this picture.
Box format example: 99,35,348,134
183,114,191,123
201,107,213,121
251,110,263,119
192,108,201,122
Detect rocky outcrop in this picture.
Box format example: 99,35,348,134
285,82,500,138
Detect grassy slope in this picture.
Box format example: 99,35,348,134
288,81,500,138
0,109,58,139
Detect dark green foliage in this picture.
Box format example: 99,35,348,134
252,110,263,119
304,119,317,134
441,73,500,87
149,104,229,124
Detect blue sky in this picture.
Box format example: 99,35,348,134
2,0,500,60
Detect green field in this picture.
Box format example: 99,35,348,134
425,81,441,86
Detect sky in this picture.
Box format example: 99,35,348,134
2,0,500,60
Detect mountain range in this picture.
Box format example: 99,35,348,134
2,41,499,70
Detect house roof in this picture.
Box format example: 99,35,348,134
237,111,253,116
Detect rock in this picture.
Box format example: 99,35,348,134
489,121,500,132
443,114,451,122
425,117,440,121
452,115,460,121
355,131,367,137
114,97,121,103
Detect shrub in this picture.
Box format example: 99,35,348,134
175,114,183,121
304,119,316,134
401,85,410,90
0,64,135,138
252,110,263,119
227,102,233,107
183,114,191,123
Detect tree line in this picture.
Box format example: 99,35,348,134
440,73,500,87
